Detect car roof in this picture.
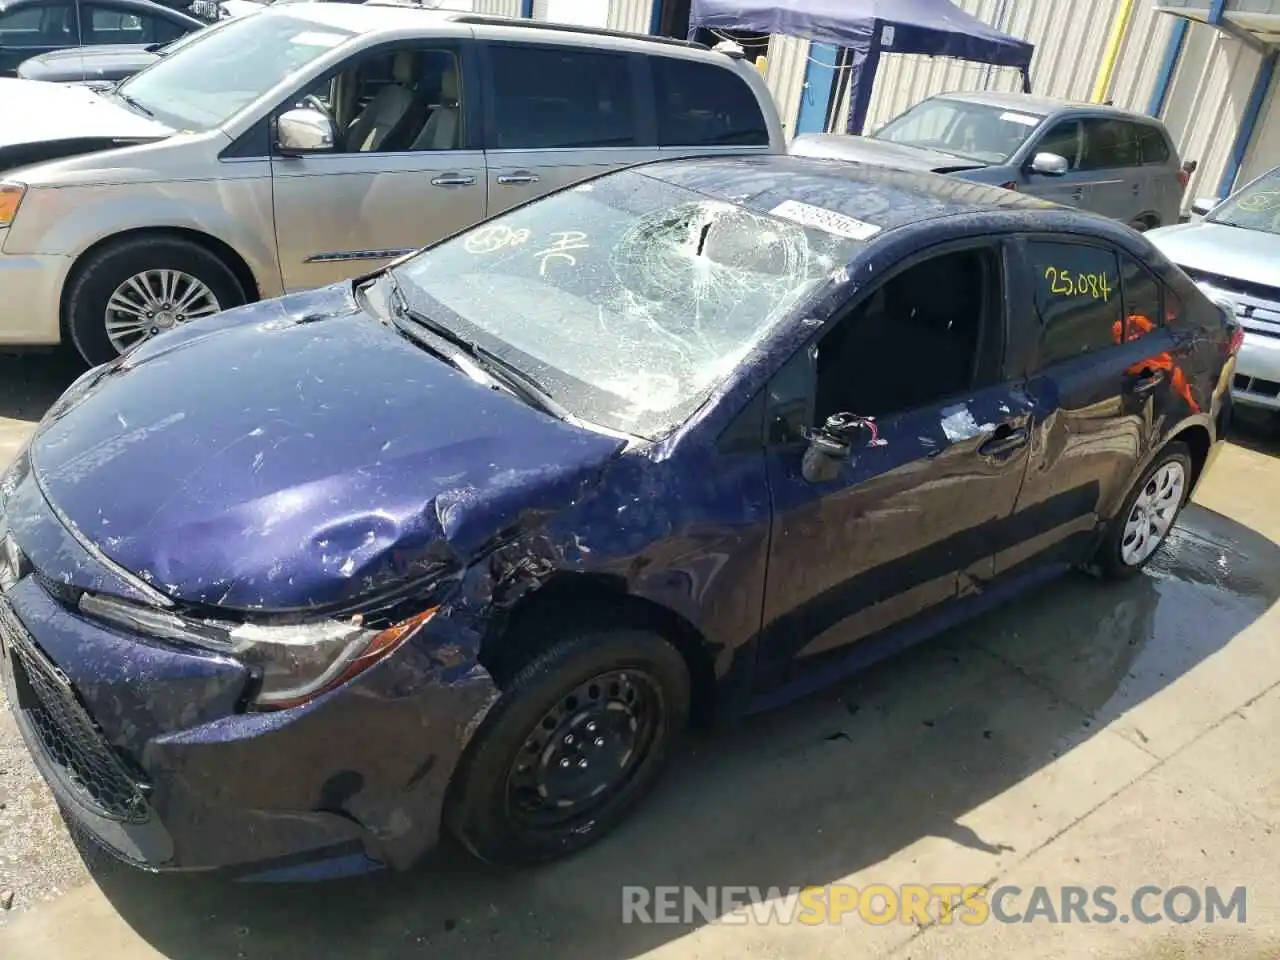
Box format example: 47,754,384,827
262,2,720,58
636,154,1062,236
935,89,1158,122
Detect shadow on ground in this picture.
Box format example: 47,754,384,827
0,351,84,423
61,501,1280,960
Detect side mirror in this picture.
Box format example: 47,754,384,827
801,412,876,484
276,107,334,154
1029,152,1069,177
1190,196,1220,217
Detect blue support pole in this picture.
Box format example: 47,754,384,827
1147,18,1188,116
648,0,662,35
1218,49,1277,198
520,0,533,17
795,44,840,135
1207,0,1225,24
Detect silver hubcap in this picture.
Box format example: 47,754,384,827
1120,460,1186,566
104,269,221,354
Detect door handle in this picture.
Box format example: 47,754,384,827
1128,368,1166,394
1131,182,1141,195
977,424,1029,459
431,175,476,187
496,174,540,185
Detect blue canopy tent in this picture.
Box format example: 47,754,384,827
688,0,1035,137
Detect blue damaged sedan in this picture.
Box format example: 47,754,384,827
0,156,1238,879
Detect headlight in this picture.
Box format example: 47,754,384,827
0,182,26,228
79,593,438,709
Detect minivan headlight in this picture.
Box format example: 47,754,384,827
78,593,437,710
0,182,26,228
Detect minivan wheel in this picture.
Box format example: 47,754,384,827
1095,442,1192,579
446,626,690,867
65,236,245,365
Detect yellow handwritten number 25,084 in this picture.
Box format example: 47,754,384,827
1044,266,1113,302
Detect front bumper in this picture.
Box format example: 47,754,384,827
0,464,498,879
0,250,71,347
1232,330,1280,411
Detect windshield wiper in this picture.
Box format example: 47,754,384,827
113,90,155,119
380,274,571,421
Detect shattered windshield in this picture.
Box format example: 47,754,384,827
873,97,1044,165
393,170,865,440
1208,167,1280,235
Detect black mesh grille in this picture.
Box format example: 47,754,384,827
1,601,149,823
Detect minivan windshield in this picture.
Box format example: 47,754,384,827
873,97,1045,164
1208,166,1280,236
392,170,865,440
113,12,356,131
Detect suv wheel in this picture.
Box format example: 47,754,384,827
65,236,245,365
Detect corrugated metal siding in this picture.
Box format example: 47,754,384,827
474,0,520,16
1159,21,1264,202
1239,65,1280,185
530,0,648,29
764,35,810,136
606,0,652,33
813,0,1172,134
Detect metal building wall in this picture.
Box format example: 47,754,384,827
1239,66,1280,186
605,0,652,33
1159,21,1265,202
764,35,810,136
802,0,1172,135
475,0,520,16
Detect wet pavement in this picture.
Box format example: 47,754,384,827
1,351,1280,959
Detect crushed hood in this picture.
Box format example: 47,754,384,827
16,45,161,83
0,78,172,157
28,284,625,612
788,133,987,174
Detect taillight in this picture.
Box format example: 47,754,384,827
1229,324,1244,355
1178,160,1197,193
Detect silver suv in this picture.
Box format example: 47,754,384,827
790,92,1189,232
0,5,783,363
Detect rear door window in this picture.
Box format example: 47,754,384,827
1136,125,1171,165
85,4,185,44
487,43,637,150
652,56,768,147
0,1,78,46
1026,240,1123,367
1119,252,1163,341
1081,118,1141,170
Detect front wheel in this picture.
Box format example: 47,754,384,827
65,236,246,366
446,626,690,866
1095,442,1192,578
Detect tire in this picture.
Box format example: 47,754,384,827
446,625,691,867
65,235,246,366
1095,441,1193,579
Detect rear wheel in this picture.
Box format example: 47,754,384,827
65,236,245,366
446,625,690,866
1095,442,1192,578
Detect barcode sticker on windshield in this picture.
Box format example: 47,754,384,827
999,111,1041,126
291,31,349,48
769,200,881,240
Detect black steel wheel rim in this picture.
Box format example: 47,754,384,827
505,668,664,829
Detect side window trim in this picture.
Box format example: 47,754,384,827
763,236,1011,446
267,37,483,157
1118,249,1167,339
478,39,644,152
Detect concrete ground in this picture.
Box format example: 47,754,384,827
2,351,1280,960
